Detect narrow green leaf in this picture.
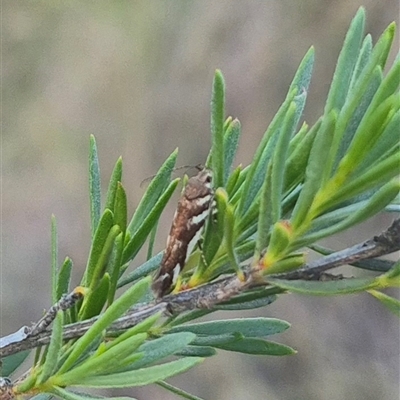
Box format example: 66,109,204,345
169,317,290,337
288,46,314,94
156,380,205,400
368,290,400,317
107,233,124,305
264,253,305,275
175,346,216,358
127,149,178,236
238,89,296,215
348,34,372,91
86,224,121,293
58,334,147,385
105,157,123,212
224,202,243,277
58,277,151,374
80,273,110,320
51,215,58,303
114,183,127,235
309,244,393,273
82,209,114,286
126,332,196,370
108,312,161,347
122,178,179,264
73,358,203,388
284,120,319,191
321,151,400,211
117,252,163,288
324,7,365,113
191,333,242,347
223,118,241,184
56,257,73,302
210,69,225,188
200,188,227,268
294,180,400,248
255,164,272,260
270,102,298,223
214,338,296,356
215,293,277,311
291,110,337,229
337,94,397,175
268,277,378,295
51,386,137,400
357,110,400,173
225,164,242,197
37,312,63,384
89,135,101,238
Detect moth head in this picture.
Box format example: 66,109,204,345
184,168,213,200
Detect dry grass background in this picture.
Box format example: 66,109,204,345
2,1,399,399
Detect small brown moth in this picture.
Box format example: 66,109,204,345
152,168,214,298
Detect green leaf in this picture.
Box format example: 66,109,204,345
82,209,114,286
200,188,227,268
337,94,397,175
174,346,217,358
57,334,147,385
168,318,290,337
89,135,101,238
223,118,241,184
58,277,151,374
105,156,123,212
324,7,365,114
73,358,203,388
114,182,127,235
255,163,272,260
288,46,314,95
156,381,205,400
238,90,296,216
268,277,378,295
224,202,243,277
56,257,73,302
117,252,163,288
37,312,63,384
214,287,280,310
80,273,110,320
90,224,121,291
191,333,242,347
210,69,225,188
1,351,30,376
107,233,124,305
214,338,296,356
295,179,400,247
309,244,393,273
284,120,318,190
348,34,372,91
127,149,177,236
321,151,400,210
51,387,136,400
291,110,337,229
126,332,196,370
122,178,179,264
368,290,400,317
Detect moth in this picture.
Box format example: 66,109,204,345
152,168,214,298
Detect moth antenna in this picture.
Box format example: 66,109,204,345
140,164,207,187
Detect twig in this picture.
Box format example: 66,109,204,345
1,218,399,359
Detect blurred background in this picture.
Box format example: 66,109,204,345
2,1,399,399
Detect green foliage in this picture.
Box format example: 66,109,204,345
6,8,399,400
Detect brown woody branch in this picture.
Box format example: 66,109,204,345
1,218,399,359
